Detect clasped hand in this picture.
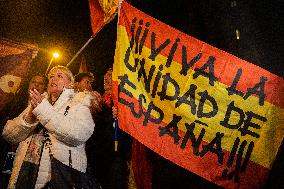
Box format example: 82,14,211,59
29,89,45,108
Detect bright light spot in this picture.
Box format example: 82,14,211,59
53,52,60,58
236,29,240,40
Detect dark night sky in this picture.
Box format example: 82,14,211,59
0,0,92,53
0,0,118,92
0,0,92,69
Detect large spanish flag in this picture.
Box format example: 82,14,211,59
113,2,284,188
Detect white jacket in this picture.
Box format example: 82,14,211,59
2,89,95,189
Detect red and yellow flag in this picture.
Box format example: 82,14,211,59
88,0,118,35
0,38,38,111
113,2,284,188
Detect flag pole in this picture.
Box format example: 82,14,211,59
66,6,117,68
66,36,94,68
114,118,119,152
66,19,107,68
45,57,54,76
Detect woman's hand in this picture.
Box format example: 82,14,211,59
24,106,37,124
112,106,118,119
29,89,45,108
25,89,45,124
90,91,103,114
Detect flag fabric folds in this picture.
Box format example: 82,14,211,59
112,2,284,188
0,38,38,112
88,0,118,35
130,140,153,189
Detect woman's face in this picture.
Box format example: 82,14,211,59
77,76,93,92
48,69,71,94
29,75,46,94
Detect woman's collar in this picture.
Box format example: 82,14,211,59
51,88,74,107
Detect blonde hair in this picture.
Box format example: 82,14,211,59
48,65,74,82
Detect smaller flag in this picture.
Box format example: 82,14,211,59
78,54,88,73
88,0,118,35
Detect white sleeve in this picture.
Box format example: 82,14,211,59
32,98,95,146
2,105,39,144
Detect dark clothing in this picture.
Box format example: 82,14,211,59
86,105,131,189
0,92,28,189
152,155,223,189
86,105,113,188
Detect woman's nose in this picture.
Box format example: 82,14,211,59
50,76,58,82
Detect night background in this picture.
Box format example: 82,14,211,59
0,0,117,93
0,0,283,188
